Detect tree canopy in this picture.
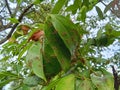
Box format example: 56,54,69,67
0,0,120,90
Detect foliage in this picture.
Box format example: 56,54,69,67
0,0,120,90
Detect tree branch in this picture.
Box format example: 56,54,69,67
111,66,119,90
18,4,34,22
12,3,20,17
0,3,34,44
0,22,12,32
5,0,13,17
100,1,114,13
0,5,6,14
101,1,120,18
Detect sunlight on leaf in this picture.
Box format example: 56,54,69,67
26,42,46,81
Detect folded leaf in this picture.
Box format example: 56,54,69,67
50,14,79,56
43,41,61,78
26,42,46,81
45,21,71,72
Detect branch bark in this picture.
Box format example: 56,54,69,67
0,22,12,32
5,0,13,17
101,0,120,18
111,66,119,90
0,3,34,44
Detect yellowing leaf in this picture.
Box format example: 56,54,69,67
91,69,114,90
56,74,75,90
26,42,46,81
76,78,94,90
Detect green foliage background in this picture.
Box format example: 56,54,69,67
0,0,120,90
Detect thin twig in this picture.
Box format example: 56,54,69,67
0,22,12,32
101,1,120,18
100,1,114,13
18,4,34,22
5,0,13,17
0,3,34,44
0,5,6,14
12,1,21,17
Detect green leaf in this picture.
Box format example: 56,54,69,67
77,5,87,22
19,85,31,90
26,42,46,81
80,39,93,55
111,30,120,37
45,21,71,72
65,5,77,14
0,78,18,87
101,68,114,88
80,69,90,78
51,0,67,14
91,69,114,90
18,42,32,60
8,18,19,23
42,78,60,90
65,0,81,14
33,0,44,4
89,0,98,10
105,24,113,35
17,0,22,4
32,58,46,81
0,72,19,87
104,24,120,40
97,34,108,47
50,14,79,56
83,0,89,7
76,79,94,90
91,76,108,90
56,74,75,90
104,1,114,13
0,71,18,77
43,41,61,78
23,76,43,87
0,56,10,62
95,6,104,19
96,29,103,39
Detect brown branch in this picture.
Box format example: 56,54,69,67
12,3,20,17
0,22,12,32
100,1,114,13
0,5,6,14
0,1,21,32
18,4,34,22
101,1,120,18
5,0,13,17
0,3,34,44
111,66,119,90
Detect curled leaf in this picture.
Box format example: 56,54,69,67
26,42,46,81
20,25,30,35
28,30,44,42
